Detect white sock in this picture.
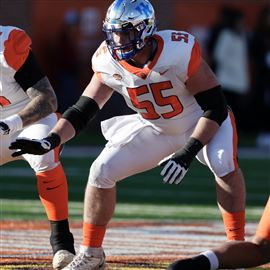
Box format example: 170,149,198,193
200,250,219,270
79,245,103,257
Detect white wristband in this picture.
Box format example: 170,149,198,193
4,114,23,134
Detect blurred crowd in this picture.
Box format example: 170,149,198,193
206,5,270,149
47,4,270,149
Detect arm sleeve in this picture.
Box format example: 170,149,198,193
194,85,228,126
14,50,45,91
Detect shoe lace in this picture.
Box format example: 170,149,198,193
68,253,99,268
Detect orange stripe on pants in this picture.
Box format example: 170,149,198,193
228,110,239,171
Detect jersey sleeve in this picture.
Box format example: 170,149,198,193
14,50,45,91
91,41,109,83
4,28,32,71
187,39,201,78
165,30,202,82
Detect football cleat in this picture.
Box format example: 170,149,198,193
53,250,75,270
62,247,106,270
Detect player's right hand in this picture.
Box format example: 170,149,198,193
9,133,61,157
0,121,11,135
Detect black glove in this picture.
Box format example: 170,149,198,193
9,133,61,157
0,121,10,135
160,138,203,185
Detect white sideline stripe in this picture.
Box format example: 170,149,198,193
1,167,269,188
0,199,265,218
0,167,87,177
60,146,270,159
0,181,268,204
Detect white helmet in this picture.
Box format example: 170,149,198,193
103,0,156,61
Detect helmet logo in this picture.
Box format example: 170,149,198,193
135,3,152,17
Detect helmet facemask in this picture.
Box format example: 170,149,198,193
102,0,156,61
103,21,149,61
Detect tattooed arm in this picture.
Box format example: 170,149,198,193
12,50,58,128
18,76,58,127
0,50,58,136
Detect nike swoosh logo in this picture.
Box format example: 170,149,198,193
159,69,169,76
229,228,241,231
46,184,63,190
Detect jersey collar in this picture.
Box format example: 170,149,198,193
118,34,164,80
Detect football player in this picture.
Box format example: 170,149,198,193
0,25,75,269
166,196,270,269
9,1,247,269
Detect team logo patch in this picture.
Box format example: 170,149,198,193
113,74,122,80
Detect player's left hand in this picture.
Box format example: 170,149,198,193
159,138,203,185
0,121,11,135
159,155,189,185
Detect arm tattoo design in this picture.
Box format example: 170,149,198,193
19,77,58,127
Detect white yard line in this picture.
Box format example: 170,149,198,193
61,146,270,159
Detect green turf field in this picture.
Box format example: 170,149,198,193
0,146,269,270
1,154,269,221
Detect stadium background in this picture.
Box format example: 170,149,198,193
1,0,270,139
1,1,270,269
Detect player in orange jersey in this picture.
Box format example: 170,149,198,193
0,25,75,269
166,196,270,269
9,1,247,269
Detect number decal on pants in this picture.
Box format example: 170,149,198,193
127,81,183,120
0,96,11,107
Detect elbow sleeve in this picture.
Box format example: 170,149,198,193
62,96,100,134
194,85,228,126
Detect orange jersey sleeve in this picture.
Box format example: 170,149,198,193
4,29,32,71
187,39,201,78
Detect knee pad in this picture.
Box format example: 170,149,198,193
24,152,56,172
88,159,116,189
25,147,61,172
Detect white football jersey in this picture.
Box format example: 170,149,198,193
92,30,203,134
0,25,31,118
